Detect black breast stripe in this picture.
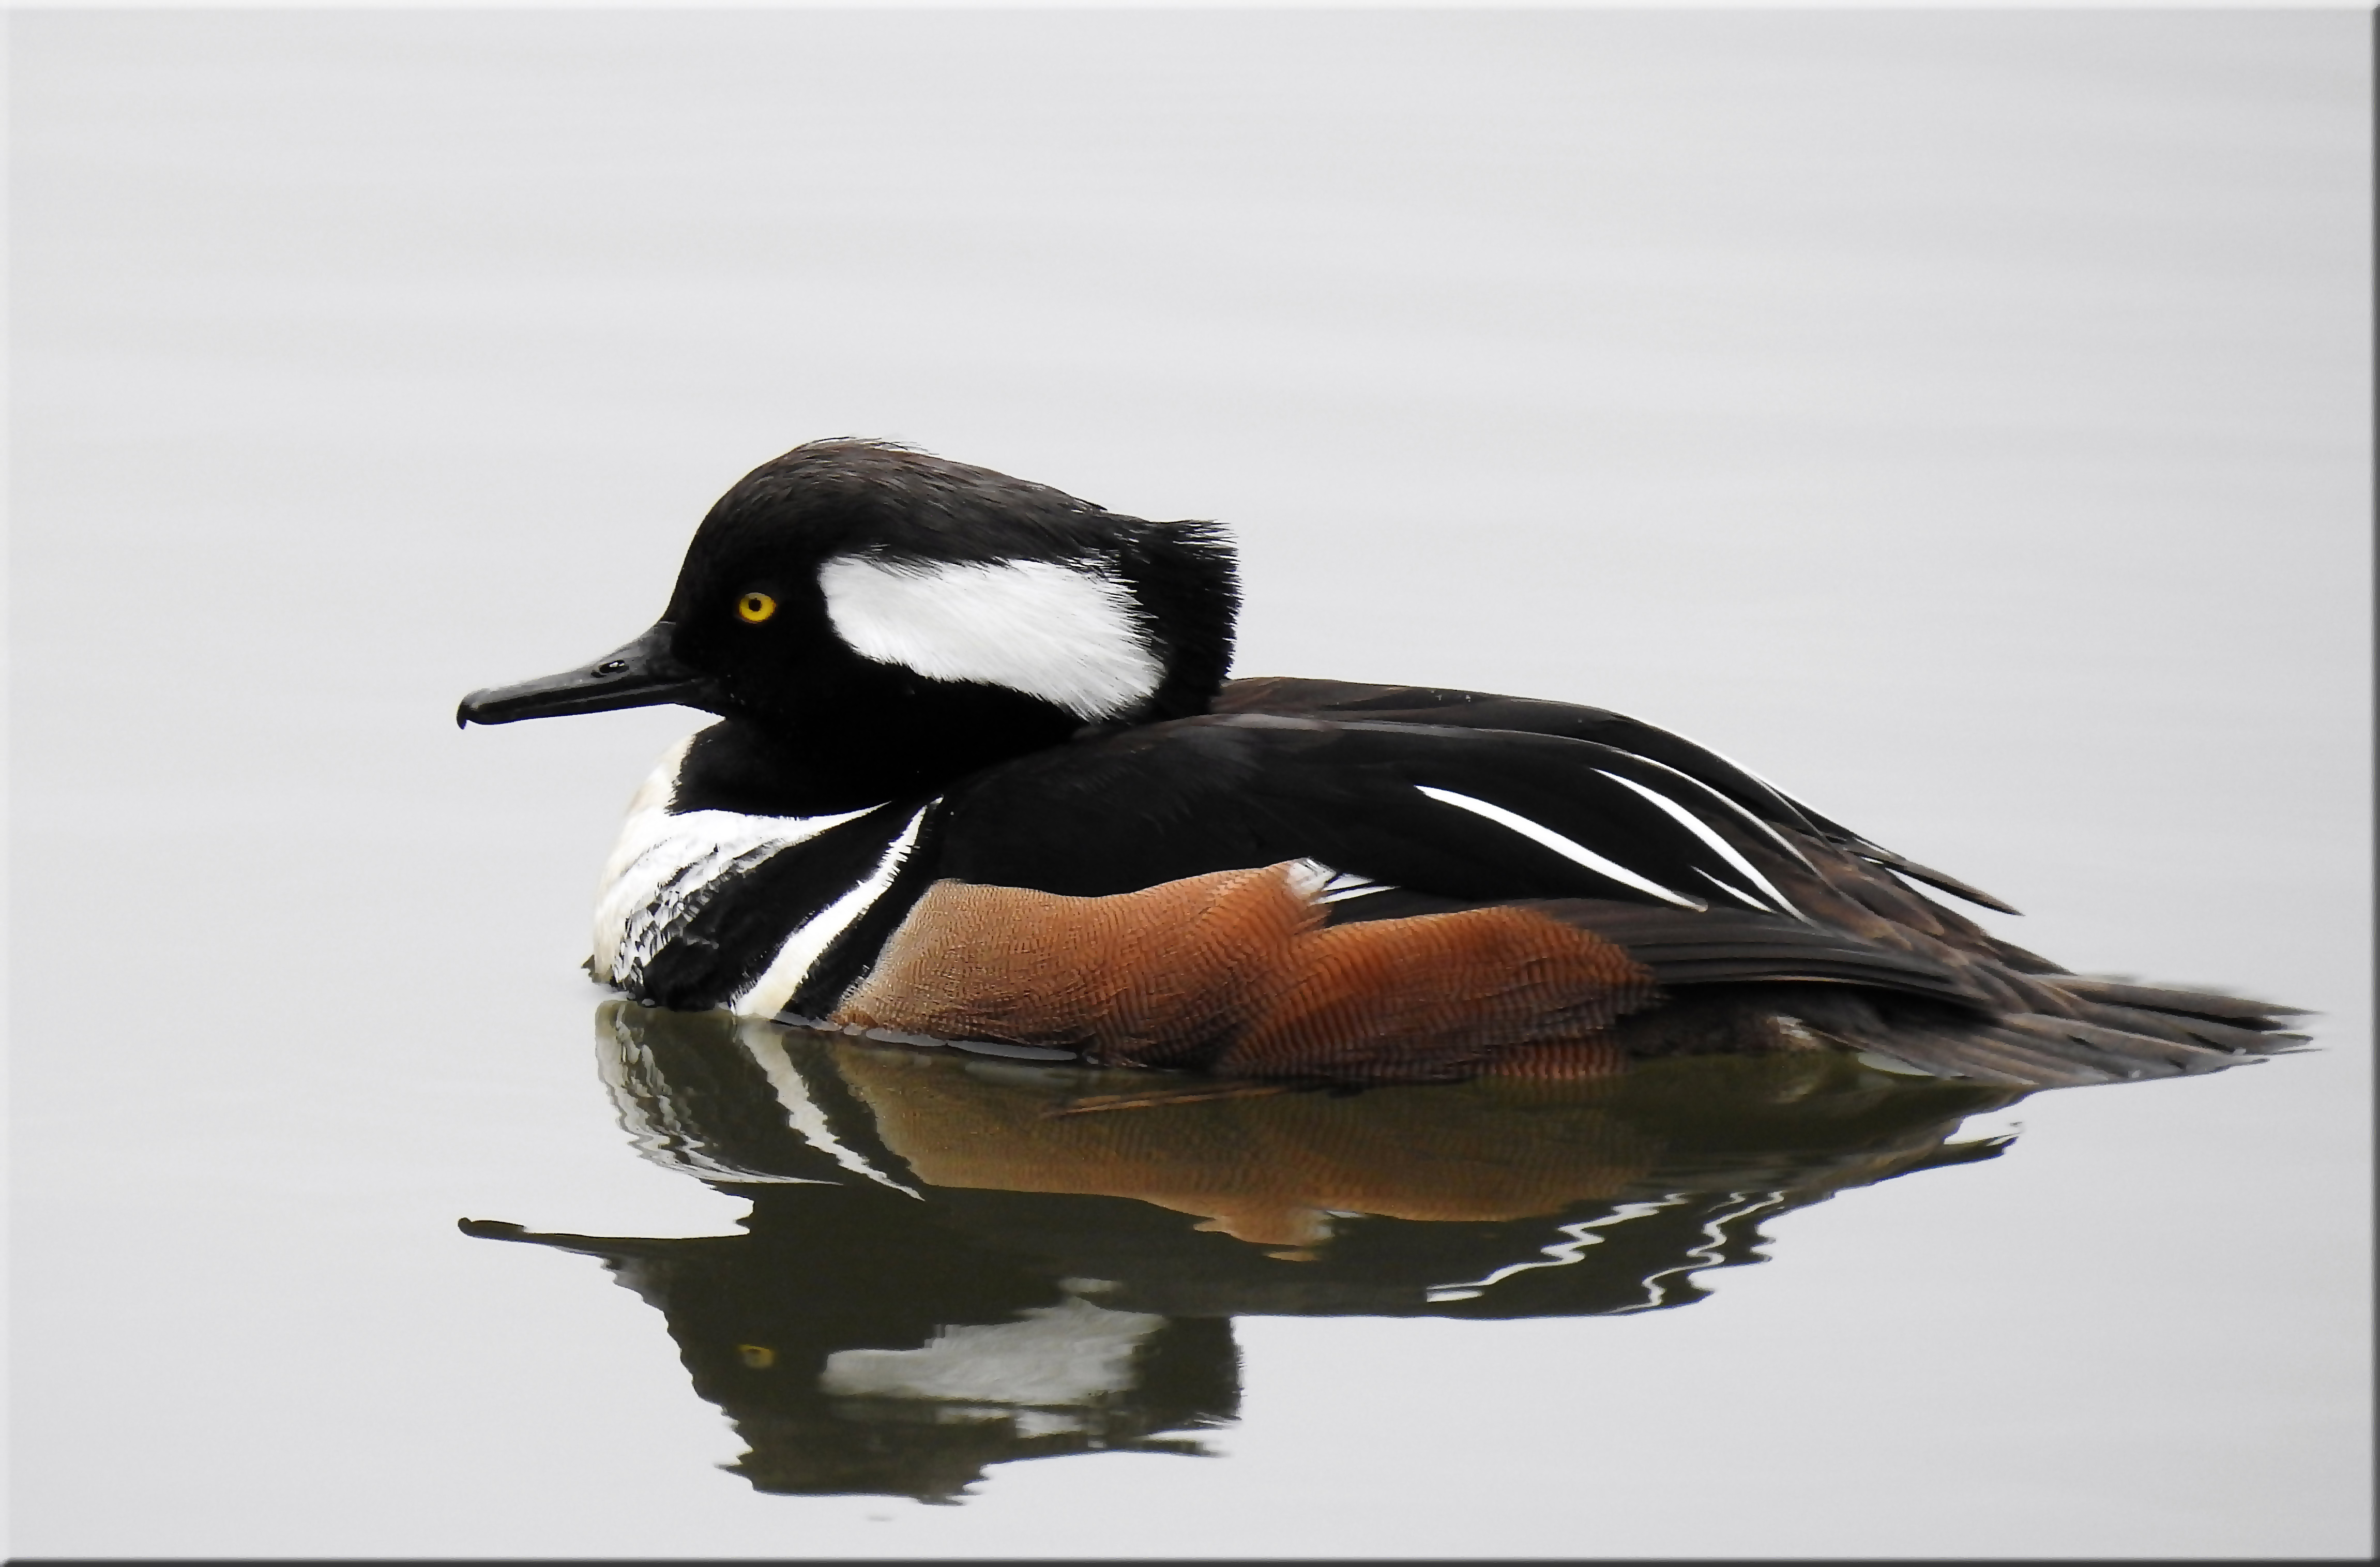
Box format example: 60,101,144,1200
632,802,923,1011
779,804,952,1021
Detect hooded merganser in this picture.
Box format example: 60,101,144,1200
458,439,2301,1089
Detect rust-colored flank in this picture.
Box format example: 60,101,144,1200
831,862,1659,1080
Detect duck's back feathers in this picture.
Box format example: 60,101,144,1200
939,711,1816,913
927,708,1973,1016
907,702,2302,1087
1214,676,2022,914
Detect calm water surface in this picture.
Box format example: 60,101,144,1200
11,9,2369,1557
468,1006,2038,1503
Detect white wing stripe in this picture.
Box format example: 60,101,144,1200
1416,786,1705,910
1636,740,1821,871
1318,882,1393,905
1286,858,1396,905
1697,869,1779,914
1596,769,1807,919
1316,867,1393,904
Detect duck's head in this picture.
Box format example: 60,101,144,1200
459,440,1239,782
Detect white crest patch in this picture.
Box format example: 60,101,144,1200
818,554,1162,720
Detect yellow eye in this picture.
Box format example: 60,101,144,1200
736,1344,777,1369
736,592,777,624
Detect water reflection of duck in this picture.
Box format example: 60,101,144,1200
467,1192,1237,1502
458,441,2299,1087
464,1003,2030,1500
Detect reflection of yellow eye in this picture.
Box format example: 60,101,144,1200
736,592,777,624
736,1344,777,1369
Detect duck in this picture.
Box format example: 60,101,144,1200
458,438,2301,1089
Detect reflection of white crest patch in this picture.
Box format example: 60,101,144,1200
820,554,1162,720
817,1293,1165,1407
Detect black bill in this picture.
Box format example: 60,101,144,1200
457,623,716,727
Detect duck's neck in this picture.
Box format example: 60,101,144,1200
670,698,1086,818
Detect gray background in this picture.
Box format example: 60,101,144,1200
11,8,2370,1557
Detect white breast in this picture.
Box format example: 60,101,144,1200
590,736,877,989
726,804,929,1018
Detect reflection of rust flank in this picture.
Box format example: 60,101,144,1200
1477,1037,1632,1080
832,863,1661,1081
830,1036,1667,1238
1050,1082,1296,1116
